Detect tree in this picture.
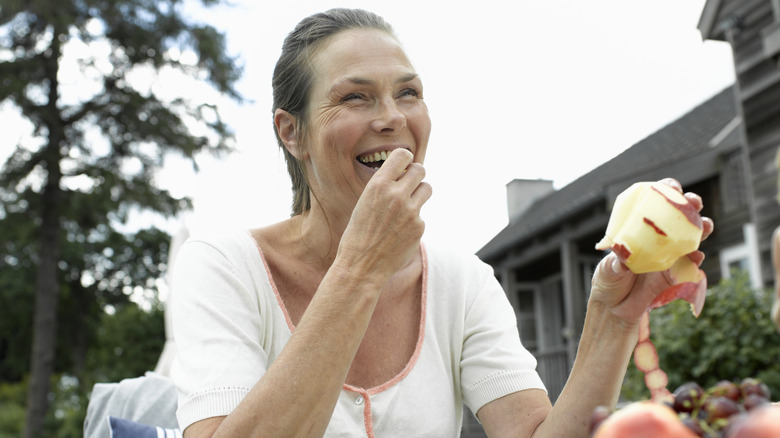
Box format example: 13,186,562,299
0,1,242,436
621,271,780,402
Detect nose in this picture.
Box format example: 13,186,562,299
371,98,406,134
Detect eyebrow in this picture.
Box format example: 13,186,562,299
334,73,420,88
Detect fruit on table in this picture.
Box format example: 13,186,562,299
592,401,697,438
591,379,778,438
725,404,780,437
596,181,703,274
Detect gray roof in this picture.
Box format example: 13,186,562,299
477,86,737,261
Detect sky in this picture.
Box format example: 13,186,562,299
1,0,736,255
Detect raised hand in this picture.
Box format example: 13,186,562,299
589,178,714,324
337,148,432,283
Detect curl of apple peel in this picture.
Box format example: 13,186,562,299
595,181,708,403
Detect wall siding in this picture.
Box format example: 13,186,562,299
717,0,780,287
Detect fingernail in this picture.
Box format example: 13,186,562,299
611,256,626,274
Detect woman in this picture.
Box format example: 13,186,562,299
170,8,714,437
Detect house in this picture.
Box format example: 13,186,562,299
475,0,780,403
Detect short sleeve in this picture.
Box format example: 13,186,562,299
459,261,547,414
169,236,270,430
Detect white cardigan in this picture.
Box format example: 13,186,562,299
170,231,545,437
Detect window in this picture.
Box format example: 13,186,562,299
720,223,763,289
515,287,537,352
722,150,748,212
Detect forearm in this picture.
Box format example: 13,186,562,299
212,262,384,438
533,301,638,437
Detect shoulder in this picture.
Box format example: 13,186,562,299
422,242,495,281
172,229,264,283
422,242,499,308
181,229,257,260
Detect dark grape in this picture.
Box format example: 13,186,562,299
742,393,769,411
739,378,770,400
679,414,705,436
711,380,741,403
673,382,705,414
598,377,777,438
703,396,740,422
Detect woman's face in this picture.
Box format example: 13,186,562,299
301,28,431,215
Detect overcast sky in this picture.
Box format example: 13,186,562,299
1,0,736,255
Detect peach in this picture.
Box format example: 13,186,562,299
596,181,703,274
725,404,780,438
593,401,697,438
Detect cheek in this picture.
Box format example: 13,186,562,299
409,109,431,162
319,110,366,147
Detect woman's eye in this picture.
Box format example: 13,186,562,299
399,88,419,98
342,93,364,102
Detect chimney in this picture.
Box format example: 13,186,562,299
506,179,555,223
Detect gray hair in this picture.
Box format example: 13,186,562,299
271,8,396,215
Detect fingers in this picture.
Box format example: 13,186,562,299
684,192,703,212
375,149,430,205
701,217,714,241
411,180,433,207
603,252,630,278
682,191,713,240
658,178,682,193
377,148,414,180
689,250,705,267
657,177,714,240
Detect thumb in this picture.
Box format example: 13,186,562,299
592,253,635,300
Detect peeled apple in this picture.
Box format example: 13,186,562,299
596,181,703,274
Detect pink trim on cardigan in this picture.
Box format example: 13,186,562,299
250,237,296,330
250,234,428,438
341,244,428,437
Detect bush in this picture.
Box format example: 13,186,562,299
0,303,164,436
622,271,780,401
0,380,26,438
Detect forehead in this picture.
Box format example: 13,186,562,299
310,28,415,82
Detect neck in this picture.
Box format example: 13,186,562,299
293,199,348,271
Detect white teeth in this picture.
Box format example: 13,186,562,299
359,150,394,163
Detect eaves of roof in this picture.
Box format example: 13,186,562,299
476,86,737,262
698,0,725,41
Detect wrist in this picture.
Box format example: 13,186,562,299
326,256,388,296
578,300,640,358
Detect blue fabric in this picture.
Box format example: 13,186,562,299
108,416,181,438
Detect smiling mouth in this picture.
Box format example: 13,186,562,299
357,150,391,169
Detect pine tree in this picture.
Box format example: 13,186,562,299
0,1,242,436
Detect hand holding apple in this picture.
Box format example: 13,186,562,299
593,179,712,401
590,179,712,319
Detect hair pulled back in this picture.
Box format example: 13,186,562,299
272,8,396,215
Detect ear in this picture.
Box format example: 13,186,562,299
274,109,306,160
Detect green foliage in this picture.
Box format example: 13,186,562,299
87,303,166,384
622,271,780,401
0,380,27,438
0,303,164,436
0,0,243,435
